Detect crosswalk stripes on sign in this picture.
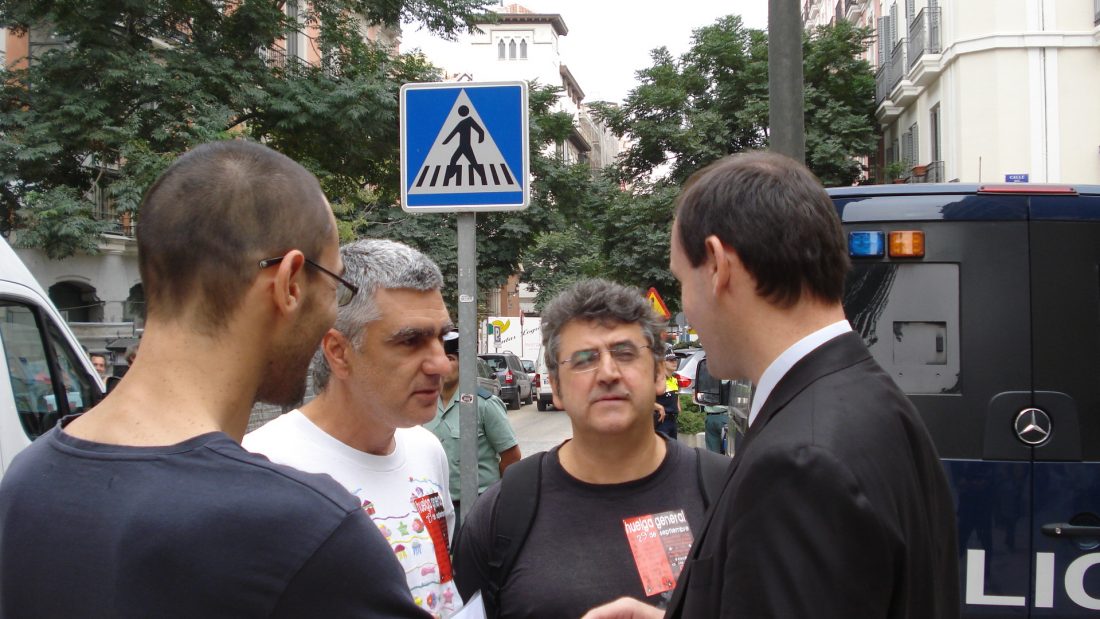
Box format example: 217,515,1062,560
408,90,521,196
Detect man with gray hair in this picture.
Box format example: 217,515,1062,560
452,278,728,618
245,239,462,618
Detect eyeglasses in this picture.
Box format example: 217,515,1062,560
559,342,653,374
258,256,359,307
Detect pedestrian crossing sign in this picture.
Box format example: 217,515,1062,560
400,81,529,212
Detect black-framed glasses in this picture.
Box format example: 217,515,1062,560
559,342,653,374
258,256,359,307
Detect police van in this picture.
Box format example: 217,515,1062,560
830,183,1100,617
0,237,103,476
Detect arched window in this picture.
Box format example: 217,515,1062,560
509,39,516,59
48,282,102,323
519,39,527,59
124,284,145,324
498,40,505,59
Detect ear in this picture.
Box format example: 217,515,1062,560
321,329,353,380
703,235,738,297
270,250,308,318
550,374,563,410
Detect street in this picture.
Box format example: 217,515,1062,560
507,401,572,456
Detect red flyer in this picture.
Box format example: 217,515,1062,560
623,509,693,596
413,493,453,583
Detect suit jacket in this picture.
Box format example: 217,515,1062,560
666,332,959,618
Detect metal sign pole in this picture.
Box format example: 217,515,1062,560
457,212,478,521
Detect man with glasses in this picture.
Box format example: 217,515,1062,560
245,239,462,618
452,278,728,617
0,141,427,617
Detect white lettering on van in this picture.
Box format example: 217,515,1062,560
966,549,1025,606
966,548,1100,610
1065,553,1100,610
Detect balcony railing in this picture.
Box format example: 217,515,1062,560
260,44,340,79
846,0,863,21
889,38,907,92
908,7,942,68
875,62,890,105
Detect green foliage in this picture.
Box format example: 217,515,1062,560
527,17,877,308
15,186,109,259
0,0,493,259
677,407,705,435
597,16,876,189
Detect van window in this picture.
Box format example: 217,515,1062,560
1,301,96,439
844,262,961,395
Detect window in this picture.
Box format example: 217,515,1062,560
908,122,919,165
1,301,97,439
496,35,530,61
844,263,960,394
930,104,941,161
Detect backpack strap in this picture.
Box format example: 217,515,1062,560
485,452,545,618
694,447,731,509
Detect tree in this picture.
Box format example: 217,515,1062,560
522,16,877,308
595,16,876,188
0,0,494,258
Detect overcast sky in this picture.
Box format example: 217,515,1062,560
400,1,770,104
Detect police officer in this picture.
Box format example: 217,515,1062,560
425,333,521,516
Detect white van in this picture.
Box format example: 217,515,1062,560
0,238,104,475
534,348,555,411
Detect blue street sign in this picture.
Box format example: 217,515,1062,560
1005,173,1029,183
400,81,529,212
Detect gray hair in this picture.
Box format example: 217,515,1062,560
311,239,444,391
540,278,664,380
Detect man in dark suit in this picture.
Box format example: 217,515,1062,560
583,151,959,618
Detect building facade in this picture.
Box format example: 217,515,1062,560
830,0,1100,183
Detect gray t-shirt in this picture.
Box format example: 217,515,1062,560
454,438,707,618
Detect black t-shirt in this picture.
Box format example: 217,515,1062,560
0,421,428,618
455,438,707,618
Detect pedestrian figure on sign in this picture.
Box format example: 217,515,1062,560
443,105,487,186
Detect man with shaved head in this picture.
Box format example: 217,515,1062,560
0,141,427,618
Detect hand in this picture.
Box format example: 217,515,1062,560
580,597,664,619
653,403,666,422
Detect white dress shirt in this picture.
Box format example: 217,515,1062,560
747,320,853,428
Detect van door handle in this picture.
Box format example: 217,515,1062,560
1041,523,1100,538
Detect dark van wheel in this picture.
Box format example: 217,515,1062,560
537,398,548,411
508,394,520,410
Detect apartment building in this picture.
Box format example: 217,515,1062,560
830,0,1100,183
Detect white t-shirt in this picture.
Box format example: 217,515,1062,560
244,410,462,618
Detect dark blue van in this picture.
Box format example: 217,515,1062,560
829,183,1100,617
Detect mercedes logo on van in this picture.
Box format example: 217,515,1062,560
1014,408,1052,446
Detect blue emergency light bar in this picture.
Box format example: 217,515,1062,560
848,231,885,257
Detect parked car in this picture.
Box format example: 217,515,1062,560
0,237,104,477
476,357,501,398
478,352,533,410
535,353,555,411
674,349,706,396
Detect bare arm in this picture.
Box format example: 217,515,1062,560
580,598,664,619
498,445,521,476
